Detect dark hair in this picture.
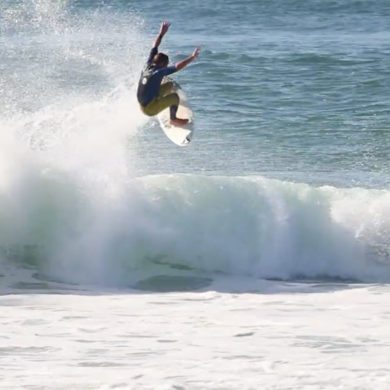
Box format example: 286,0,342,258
153,52,169,66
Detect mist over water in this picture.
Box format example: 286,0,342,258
1,0,390,288
0,0,149,286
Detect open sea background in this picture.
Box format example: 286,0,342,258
1,1,390,389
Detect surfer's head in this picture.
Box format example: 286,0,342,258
153,52,169,67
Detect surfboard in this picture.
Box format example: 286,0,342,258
157,78,194,146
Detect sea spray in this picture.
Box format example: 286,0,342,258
0,0,149,285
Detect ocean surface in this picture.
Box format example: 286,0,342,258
1,1,390,389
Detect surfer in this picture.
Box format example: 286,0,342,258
137,21,200,126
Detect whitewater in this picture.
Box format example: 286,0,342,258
1,0,390,389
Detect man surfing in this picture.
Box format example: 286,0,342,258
137,21,200,126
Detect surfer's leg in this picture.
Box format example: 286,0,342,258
145,93,179,116
169,104,178,119
158,82,175,97
165,96,188,125
163,92,188,125
143,93,188,125
168,100,188,125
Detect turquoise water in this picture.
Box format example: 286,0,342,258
133,0,390,187
1,0,390,286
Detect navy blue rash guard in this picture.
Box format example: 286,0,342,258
137,47,177,106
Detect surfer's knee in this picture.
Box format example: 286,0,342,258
139,103,156,116
159,82,175,96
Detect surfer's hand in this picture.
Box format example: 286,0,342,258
154,21,170,48
192,47,200,59
159,21,170,36
175,47,200,70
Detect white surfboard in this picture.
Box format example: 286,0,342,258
157,78,194,146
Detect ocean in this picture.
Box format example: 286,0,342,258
1,0,390,388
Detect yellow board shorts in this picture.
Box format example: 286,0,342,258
139,82,179,117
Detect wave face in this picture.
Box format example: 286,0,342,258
1,167,390,285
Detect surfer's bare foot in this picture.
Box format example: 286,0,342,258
170,117,189,126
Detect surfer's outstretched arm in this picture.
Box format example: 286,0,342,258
175,47,200,71
153,21,170,49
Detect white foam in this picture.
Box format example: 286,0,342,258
2,284,390,389
2,145,390,286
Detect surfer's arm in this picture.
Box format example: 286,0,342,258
153,21,170,49
175,47,200,71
